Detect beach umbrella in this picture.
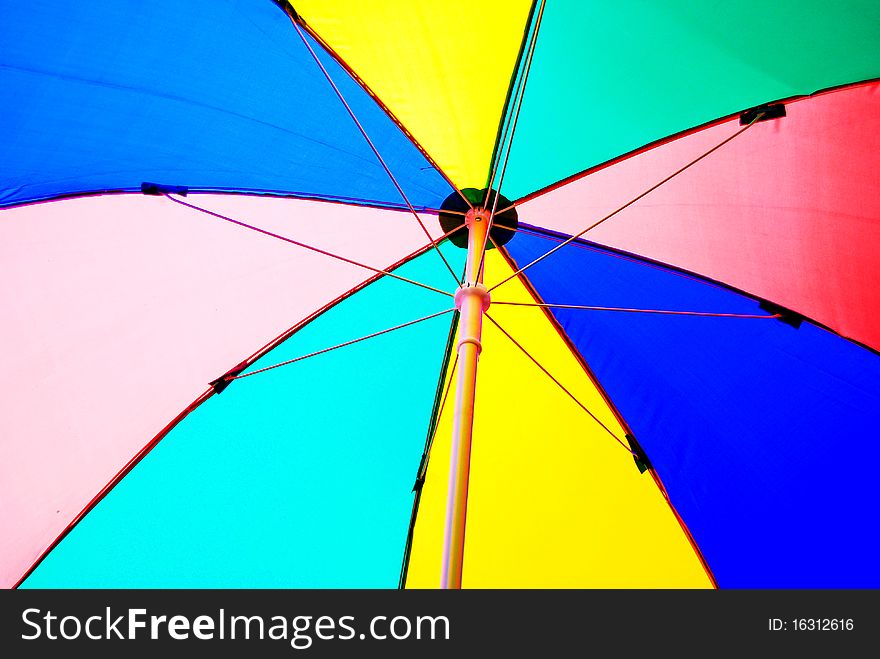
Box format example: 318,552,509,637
2,0,879,589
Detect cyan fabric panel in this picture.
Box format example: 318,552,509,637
505,228,880,587
0,0,451,209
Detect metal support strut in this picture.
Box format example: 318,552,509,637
441,206,492,589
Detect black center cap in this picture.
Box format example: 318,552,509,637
438,188,518,249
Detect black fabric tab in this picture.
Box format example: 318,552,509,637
740,103,786,125
209,361,249,394
626,433,652,474
759,300,803,328
141,182,188,196
272,1,299,21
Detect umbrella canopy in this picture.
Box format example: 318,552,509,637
2,0,879,588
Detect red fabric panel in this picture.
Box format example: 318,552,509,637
518,82,880,351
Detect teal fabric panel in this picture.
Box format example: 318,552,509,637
501,0,880,200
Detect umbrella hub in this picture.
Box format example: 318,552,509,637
438,188,518,249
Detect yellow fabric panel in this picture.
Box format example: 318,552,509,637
294,0,533,191
406,251,713,587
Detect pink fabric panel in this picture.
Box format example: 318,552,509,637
517,82,880,351
0,194,446,587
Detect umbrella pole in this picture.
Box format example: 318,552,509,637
441,207,491,589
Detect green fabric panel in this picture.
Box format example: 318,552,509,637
22,245,465,588
502,0,880,200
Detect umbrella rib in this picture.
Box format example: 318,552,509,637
492,301,783,319
478,0,547,282
484,0,546,203
484,312,636,455
488,111,767,293
491,202,517,216
292,14,475,213
292,20,462,285
164,193,456,298
225,308,455,382
483,0,536,196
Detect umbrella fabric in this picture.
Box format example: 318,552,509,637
501,234,880,588
406,250,714,588
292,0,535,188
0,194,453,587
17,243,464,588
499,0,880,199
2,0,879,588
0,0,451,208
515,82,880,352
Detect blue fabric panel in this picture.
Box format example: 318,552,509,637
22,244,464,587
0,0,451,209
505,229,880,588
